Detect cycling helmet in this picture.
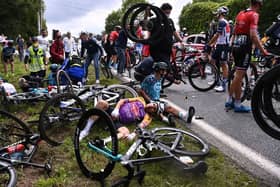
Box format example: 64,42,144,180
213,6,229,16
50,63,59,72
152,61,168,72
251,0,263,6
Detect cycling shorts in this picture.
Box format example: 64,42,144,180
232,46,252,70
211,44,229,63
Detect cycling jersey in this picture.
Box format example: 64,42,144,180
118,97,152,127
232,8,259,70
216,18,231,45
234,9,259,35
141,74,162,101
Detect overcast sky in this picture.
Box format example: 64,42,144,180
44,0,192,38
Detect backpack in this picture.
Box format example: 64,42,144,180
119,100,146,124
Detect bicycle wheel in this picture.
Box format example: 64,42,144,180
228,63,258,102
100,56,111,79
56,70,74,94
251,66,280,140
0,110,31,148
0,161,17,187
7,92,45,103
188,62,218,92
152,127,209,156
39,93,85,146
74,108,118,181
263,80,280,125
102,84,139,106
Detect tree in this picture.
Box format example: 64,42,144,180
0,0,46,40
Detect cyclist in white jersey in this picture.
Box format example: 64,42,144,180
207,6,231,92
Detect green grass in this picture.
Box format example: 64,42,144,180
0,57,263,186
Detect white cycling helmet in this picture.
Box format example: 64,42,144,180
213,6,229,16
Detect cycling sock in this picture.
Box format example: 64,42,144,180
179,111,188,121
234,100,241,107
162,116,169,124
83,118,95,133
226,96,233,103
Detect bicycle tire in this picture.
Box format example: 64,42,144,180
251,65,280,140
0,161,17,187
188,62,218,92
0,110,32,148
152,127,209,156
100,57,111,79
228,63,258,102
103,84,139,105
7,92,45,102
263,81,280,125
56,70,74,94
39,93,86,146
74,108,118,181
122,3,167,45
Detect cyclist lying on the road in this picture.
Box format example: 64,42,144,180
79,97,195,141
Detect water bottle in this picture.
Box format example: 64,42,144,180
6,144,25,154
7,144,25,160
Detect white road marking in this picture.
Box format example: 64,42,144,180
162,98,280,180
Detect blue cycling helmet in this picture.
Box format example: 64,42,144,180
50,64,59,72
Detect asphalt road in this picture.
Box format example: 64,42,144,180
163,82,280,186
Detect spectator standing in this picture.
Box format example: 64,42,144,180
109,26,121,66
63,31,75,58
82,33,102,84
37,29,50,64
24,37,46,78
50,31,64,65
115,26,128,75
16,34,25,62
2,41,15,75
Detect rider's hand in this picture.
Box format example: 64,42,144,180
263,49,269,56
111,108,120,119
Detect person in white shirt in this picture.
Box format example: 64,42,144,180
63,32,76,59
0,77,16,95
37,29,50,64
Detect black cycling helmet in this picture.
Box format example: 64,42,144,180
251,0,263,6
152,61,168,72
50,63,59,72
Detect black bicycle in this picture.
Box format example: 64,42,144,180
74,108,209,187
251,64,280,140
0,110,51,186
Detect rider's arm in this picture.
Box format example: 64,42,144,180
139,113,152,128
138,88,151,103
250,29,267,55
249,12,267,56
208,33,219,46
173,31,183,43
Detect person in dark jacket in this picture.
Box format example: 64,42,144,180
115,26,128,75
81,33,102,83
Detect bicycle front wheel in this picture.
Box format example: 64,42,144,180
39,93,85,146
0,110,31,148
74,108,118,181
188,62,218,92
152,127,209,156
0,161,17,187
